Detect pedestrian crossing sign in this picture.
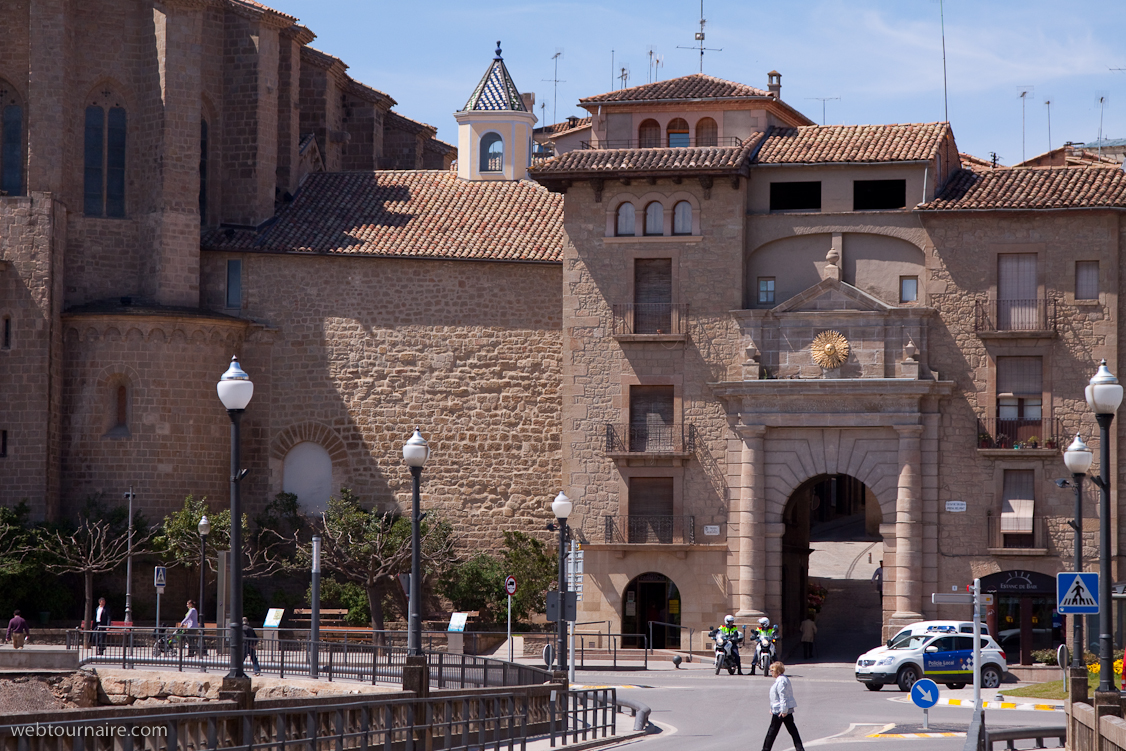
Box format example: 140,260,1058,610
1057,572,1099,614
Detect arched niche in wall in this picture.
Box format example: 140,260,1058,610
841,234,925,305
745,234,833,307
283,441,333,516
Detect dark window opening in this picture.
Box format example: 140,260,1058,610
769,181,821,211
1,104,23,196
0,430,6,458
666,118,689,148
1,316,10,349
106,107,126,217
634,258,672,333
199,120,208,224
853,179,907,210
630,386,674,452
480,133,503,172
83,106,104,215
84,104,126,217
226,259,243,309
115,385,127,428
627,477,675,543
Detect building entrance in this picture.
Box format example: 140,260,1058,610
981,570,1063,665
622,572,681,649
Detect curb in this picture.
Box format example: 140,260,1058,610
535,729,649,751
937,697,1064,711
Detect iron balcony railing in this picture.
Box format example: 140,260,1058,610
974,298,1058,333
606,423,694,454
976,417,1062,450
580,137,745,149
612,303,689,336
603,515,695,545
986,515,1048,550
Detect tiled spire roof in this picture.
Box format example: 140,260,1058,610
463,42,528,112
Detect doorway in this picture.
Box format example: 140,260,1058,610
981,570,1063,665
622,572,681,649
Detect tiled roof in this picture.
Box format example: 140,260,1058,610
463,45,528,112
535,117,593,138
202,171,562,262
386,110,437,136
959,152,997,173
580,74,769,104
753,123,951,164
530,138,761,178
228,0,297,23
922,166,1126,210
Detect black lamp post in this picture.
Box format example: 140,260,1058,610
217,356,253,679
402,429,429,657
552,491,573,674
1085,359,1123,694
198,515,210,656
1061,434,1092,669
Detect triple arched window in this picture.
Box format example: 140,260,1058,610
84,91,127,217
635,117,721,148
480,132,504,172
614,199,695,237
0,81,24,196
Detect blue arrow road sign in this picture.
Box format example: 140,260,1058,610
911,679,939,709
1057,572,1099,614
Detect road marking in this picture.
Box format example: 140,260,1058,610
868,731,966,739
805,723,891,746
891,696,1063,712
570,684,653,690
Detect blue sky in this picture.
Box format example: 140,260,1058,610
267,0,1126,166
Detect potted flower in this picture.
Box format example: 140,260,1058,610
996,433,1010,449
1027,436,1039,449
978,432,993,449
1044,438,1057,449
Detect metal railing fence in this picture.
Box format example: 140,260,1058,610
605,423,694,455
976,417,1062,450
603,515,696,545
580,137,744,149
610,303,689,336
974,298,1058,333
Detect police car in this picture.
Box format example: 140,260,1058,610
855,623,1007,692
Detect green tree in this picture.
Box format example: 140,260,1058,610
153,495,289,577
438,553,504,623
438,531,556,626
500,531,557,621
304,576,372,627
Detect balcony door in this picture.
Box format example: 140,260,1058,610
998,253,1038,330
629,386,674,452
996,356,1042,444
634,259,672,334
628,477,674,543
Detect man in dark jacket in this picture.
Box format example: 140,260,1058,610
94,597,111,654
6,611,29,649
242,617,261,676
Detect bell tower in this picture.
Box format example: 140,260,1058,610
454,42,537,181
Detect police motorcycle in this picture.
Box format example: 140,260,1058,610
708,615,744,675
750,617,779,676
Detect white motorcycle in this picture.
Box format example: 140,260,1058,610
709,628,743,675
752,628,778,675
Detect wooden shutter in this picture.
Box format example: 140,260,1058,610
634,259,672,333
629,386,674,451
996,357,1042,395
1001,469,1035,533
629,478,674,517
998,254,1037,329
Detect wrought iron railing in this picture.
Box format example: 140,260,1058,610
611,303,688,336
986,515,1048,550
606,423,694,454
974,298,1057,333
580,137,744,149
976,417,1061,450
603,515,695,545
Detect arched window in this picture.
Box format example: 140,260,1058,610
1,315,11,349
283,442,333,515
616,202,636,236
696,117,718,147
199,119,208,224
666,118,689,148
480,132,504,172
104,378,130,438
673,201,693,235
115,385,127,428
84,91,127,217
644,202,664,236
638,119,660,148
0,82,24,196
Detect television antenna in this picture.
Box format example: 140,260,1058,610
618,65,630,89
677,0,721,73
1096,92,1109,159
542,50,565,125
806,96,840,126
1017,87,1034,162
1044,99,1052,154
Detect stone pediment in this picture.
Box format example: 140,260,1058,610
771,278,893,314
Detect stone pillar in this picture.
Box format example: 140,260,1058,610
892,425,924,624
736,423,766,618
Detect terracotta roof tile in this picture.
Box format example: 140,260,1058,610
753,123,951,164
923,166,1126,210
202,171,562,262
227,0,298,23
535,117,593,138
959,152,997,173
580,74,769,104
531,137,762,177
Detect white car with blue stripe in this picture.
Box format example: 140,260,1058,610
855,623,1007,692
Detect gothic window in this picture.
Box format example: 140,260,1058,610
84,93,127,217
480,132,503,172
1,315,10,349
200,119,209,224
616,202,636,236
666,118,689,148
0,430,6,458
695,117,718,147
638,119,660,148
0,82,24,196
672,201,692,235
226,259,242,309
105,377,131,438
644,201,664,236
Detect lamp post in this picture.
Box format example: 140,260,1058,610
552,491,573,674
217,356,253,680
124,486,136,624
1085,359,1123,694
1062,434,1092,669
198,515,210,657
402,429,429,657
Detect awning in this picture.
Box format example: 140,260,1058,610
1001,498,1034,534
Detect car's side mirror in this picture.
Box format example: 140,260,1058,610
925,646,939,653
886,640,893,648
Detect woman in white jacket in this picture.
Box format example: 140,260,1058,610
761,662,805,751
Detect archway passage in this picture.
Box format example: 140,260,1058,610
782,474,883,661
622,572,680,649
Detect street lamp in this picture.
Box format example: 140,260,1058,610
1061,434,1092,669
402,429,429,657
1085,359,1123,694
198,515,210,656
552,491,573,674
217,356,253,679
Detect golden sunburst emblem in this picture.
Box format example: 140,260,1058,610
811,330,851,369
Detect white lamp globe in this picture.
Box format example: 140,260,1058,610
1063,433,1093,475
403,429,429,467
552,491,573,520
216,356,254,410
1085,360,1124,415
197,515,211,537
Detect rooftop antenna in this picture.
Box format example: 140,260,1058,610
611,50,615,91
806,96,840,126
1096,93,1109,159
677,0,721,73
647,46,655,84
990,152,999,169
1044,99,1052,154
1017,87,1034,162
654,54,664,82
543,49,565,125
618,65,630,90
939,0,949,122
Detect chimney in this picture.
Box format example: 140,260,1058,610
520,92,535,112
767,70,781,99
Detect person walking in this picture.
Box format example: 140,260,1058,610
95,597,111,655
799,614,817,660
180,600,199,656
761,662,805,751
872,561,884,607
6,611,29,649
242,617,261,676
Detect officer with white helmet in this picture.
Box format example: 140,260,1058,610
717,614,745,674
